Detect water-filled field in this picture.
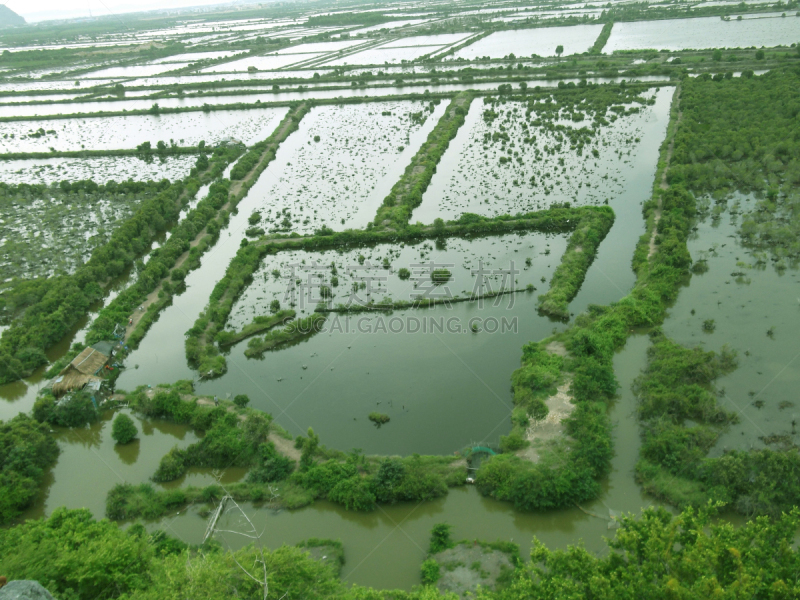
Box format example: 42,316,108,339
234,99,447,235
225,231,568,330
150,51,243,63
604,15,800,51
0,182,164,280
380,33,474,47
323,45,442,65
661,196,800,456
79,63,192,79
0,154,196,185
274,39,365,54
452,24,604,59
0,106,289,151
202,54,322,72
413,87,672,223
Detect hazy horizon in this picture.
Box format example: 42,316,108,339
4,0,265,23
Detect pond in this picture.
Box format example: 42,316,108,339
225,99,447,235
661,195,800,455
0,154,196,185
452,24,605,59
79,64,192,79
604,15,800,52
322,45,444,66
20,333,663,591
19,408,246,521
202,54,325,73
0,106,289,152
224,230,567,331
413,88,672,223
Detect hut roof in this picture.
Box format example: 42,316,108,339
51,347,109,396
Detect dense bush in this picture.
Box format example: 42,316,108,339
33,392,99,428
0,414,59,524
111,413,138,444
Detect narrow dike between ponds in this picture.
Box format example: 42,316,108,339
116,105,307,388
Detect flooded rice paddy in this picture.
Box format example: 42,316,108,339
0,185,158,280
323,45,444,66
226,231,568,329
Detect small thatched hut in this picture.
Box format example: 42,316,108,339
51,342,114,397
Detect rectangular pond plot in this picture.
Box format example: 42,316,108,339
194,231,571,456
412,88,673,224
660,197,800,456
79,63,192,79
201,54,322,72
452,24,604,59
226,230,568,330
0,80,120,93
149,51,244,63
322,45,442,66
0,187,156,280
380,33,474,48
274,39,365,54
604,15,800,52
0,106,289,153
0,154,197,186
233,99,447,236
340,19,428,35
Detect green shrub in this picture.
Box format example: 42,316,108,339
328,477,376,511
421,559,441,584
0,414,59,524
368,412,390,426
233,394,250,408
429,523,454,554
152,447,187,482
111,414,138,444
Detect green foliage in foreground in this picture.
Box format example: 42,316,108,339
0,414,59,524
106,398,465,519
5,504,800,600
486,505,800,600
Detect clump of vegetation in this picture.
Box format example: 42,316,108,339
33,392,98,428
420,559,440,585
431,269,451,283
111,414,138,444
429,523,454,554
368,412,390,426
702,319,716,332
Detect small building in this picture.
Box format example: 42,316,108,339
51,341,115,397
